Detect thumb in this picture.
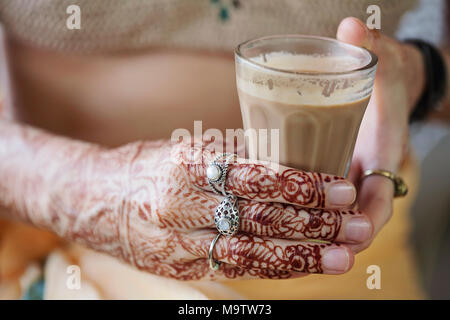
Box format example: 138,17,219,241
336,17,378,51
337,17,424,106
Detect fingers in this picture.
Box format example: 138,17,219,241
358,175,394,234
347,175,394,253
237,199,373,243
337,16,409,88
189,195,373,244
188,230,354,275
166,257,308,281
187,192,372,244
225,162,356,209
216,233,354,275
176,144,356,209
337,17,378,50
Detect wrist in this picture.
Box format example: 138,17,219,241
403,43,426,114
404,40,448,121
45,146,123,244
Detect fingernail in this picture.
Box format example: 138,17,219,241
323,248,350,273
346,217,372,242
327,182,356,206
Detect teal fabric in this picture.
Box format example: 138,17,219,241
22,277,45,300
210,0,241,21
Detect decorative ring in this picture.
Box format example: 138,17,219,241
208,232,222,270
207,153,240,237
215,194,240,236
361,169,408,198
206,153,235,197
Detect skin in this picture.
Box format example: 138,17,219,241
337,18,448,253
0,17,448,280
0,125,360,280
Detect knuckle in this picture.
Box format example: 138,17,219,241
229,234,255,264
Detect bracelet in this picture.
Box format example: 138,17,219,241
404,39,447,122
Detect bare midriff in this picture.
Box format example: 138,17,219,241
3,38,242,147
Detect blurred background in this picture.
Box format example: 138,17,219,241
395,0,450,299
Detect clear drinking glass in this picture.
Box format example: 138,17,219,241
235,35,378,177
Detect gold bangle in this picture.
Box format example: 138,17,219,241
361,169,408,198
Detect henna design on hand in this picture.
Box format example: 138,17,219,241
0,126,357,280
220,234,325,273
183,231,335,276
178,144,346,209
238,200,345,241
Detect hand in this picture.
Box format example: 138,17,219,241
336,18,425,252
51,139,375,281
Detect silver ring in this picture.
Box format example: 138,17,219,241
206,153,235,197
208,233,222,270
215,194,240,236
207,153,240,237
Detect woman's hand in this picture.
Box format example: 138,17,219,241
336,18,425,252
62,139,373,281
0,119,374,281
